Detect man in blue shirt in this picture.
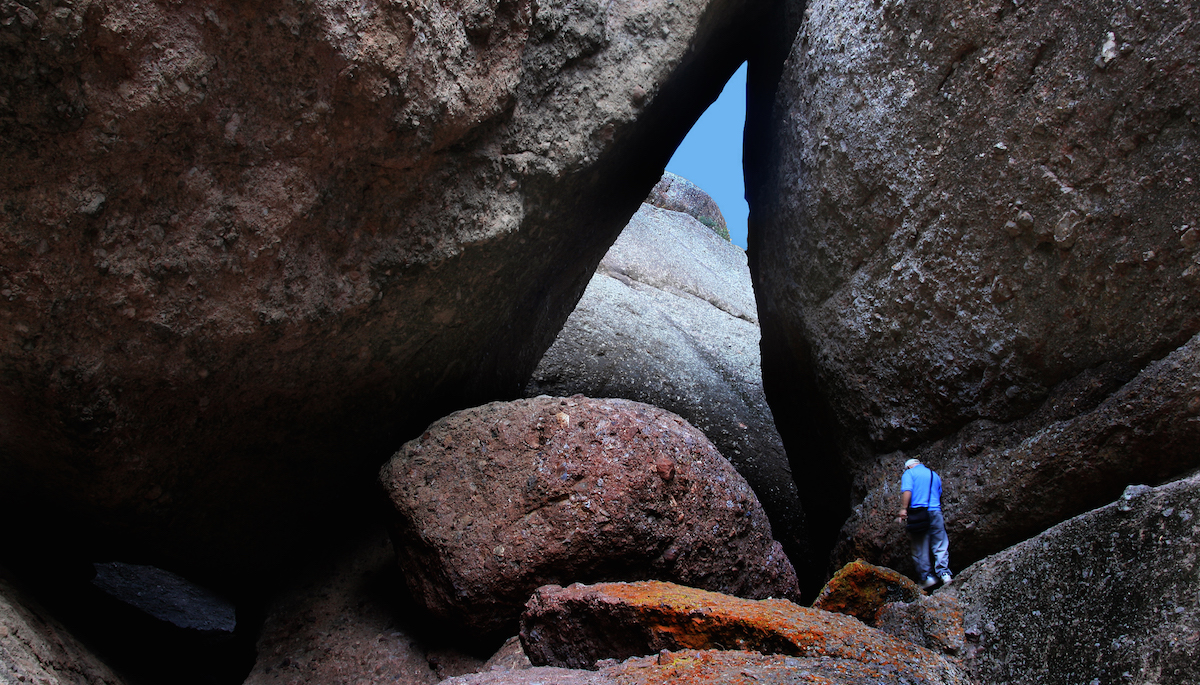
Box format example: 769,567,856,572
896,458,951,589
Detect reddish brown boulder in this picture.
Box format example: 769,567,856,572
811,560,921,624
379,396,799,637
519,580,969,684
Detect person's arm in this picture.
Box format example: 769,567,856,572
897,490,912,523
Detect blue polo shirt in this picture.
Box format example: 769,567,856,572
901,465,942,510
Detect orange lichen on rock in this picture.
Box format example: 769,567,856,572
520,581,970,684
811,560,922,624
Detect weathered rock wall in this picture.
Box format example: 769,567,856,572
749,0,1200,580
0,0,786,584
945,472,1200,684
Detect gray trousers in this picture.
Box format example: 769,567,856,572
910,508,951,580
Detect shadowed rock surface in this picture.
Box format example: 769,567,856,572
380,396,798,637
750,0,1200,582
525,201,808,578
945,471,1200,684
519,580,969,683
644,171,729,240
245,528,489,685
0,0,784,586
0,566,127,685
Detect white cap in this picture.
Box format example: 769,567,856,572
904,458,921,469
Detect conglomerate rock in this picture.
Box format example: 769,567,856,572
0,567,127,685
379,396,799,637
525,201,808,575
750,0,1200,579
518,580,970,684
0,0,785,583
944,471,1200,685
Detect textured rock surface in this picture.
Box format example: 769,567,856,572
0,0,776,581
519,581,970,683
835,331,1200,576
525,202,807,574
0,567,127,685
645,171,729,240
245,528,488,685
873,594,965,659
751,0,1200,577
811,560,921,624
441,649,969,685
944,471,1200,685
379,396,798,637
89,562,235,636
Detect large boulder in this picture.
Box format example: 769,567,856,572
0,0,785,582
750,0,1200,576
525,200,808,574
944,472,1200,685
379,396,799,638
519,580,970,683
0,566,127,685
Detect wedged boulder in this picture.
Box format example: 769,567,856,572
645,171,729,240
441,649,968,685
245,528,488,685
944,471,1200,685
750,0,1200,575
812,561,963,657
379,396,799,637
0,0,785,582
811,560,920,622
525,200,808,573
0,567,127,685
519,580,970,683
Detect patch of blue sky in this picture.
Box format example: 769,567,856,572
666,62,749,249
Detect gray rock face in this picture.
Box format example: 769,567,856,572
90,562,235,635
751,0,1200,573
379,396,799,638
645,171,729,240
0,0,775,581
1,567,127,685
944,472,1200,685
525,202,807,574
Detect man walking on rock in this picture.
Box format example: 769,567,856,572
896,458,951,589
